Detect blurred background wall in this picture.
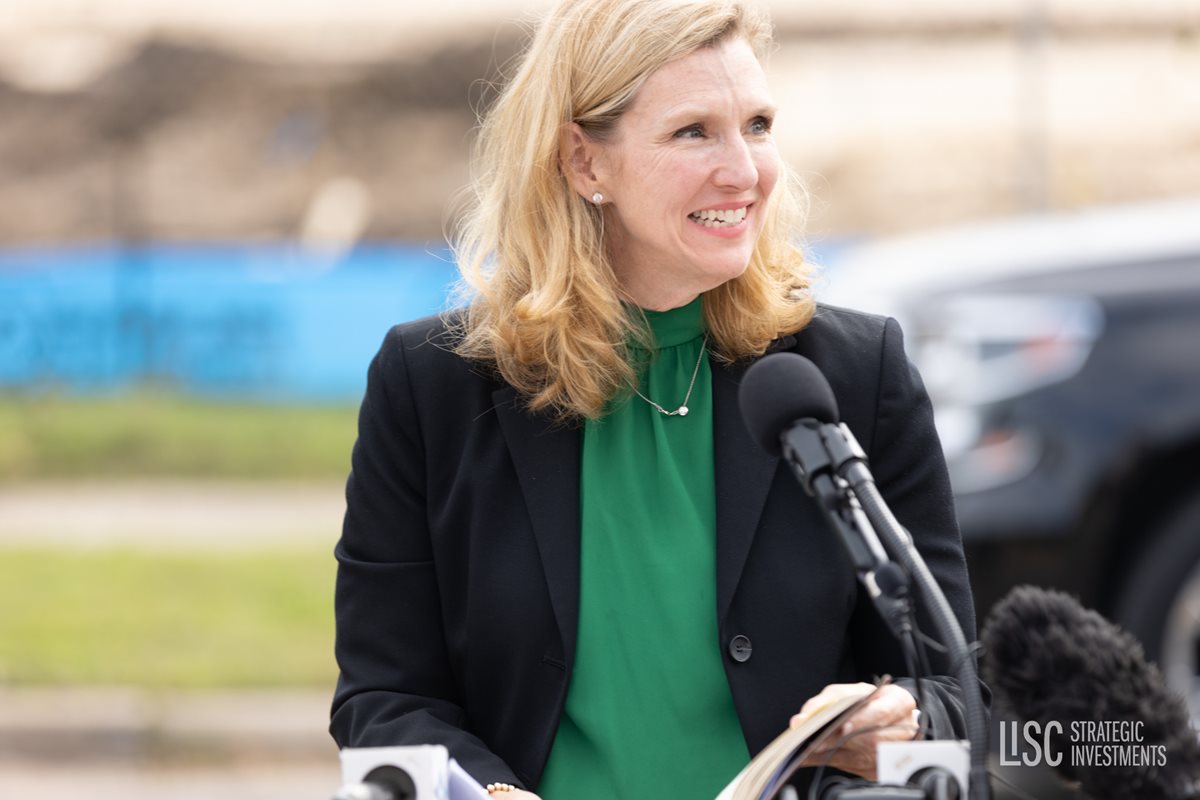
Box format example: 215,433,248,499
3,0,1199,243
1,1,1198,798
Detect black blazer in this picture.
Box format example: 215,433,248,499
330,303,980,791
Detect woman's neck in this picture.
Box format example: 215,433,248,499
621,282,701,312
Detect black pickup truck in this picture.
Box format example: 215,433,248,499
823,197,1200,724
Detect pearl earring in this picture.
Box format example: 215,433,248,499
591,192,604,204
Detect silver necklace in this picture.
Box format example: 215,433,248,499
633,335,708,417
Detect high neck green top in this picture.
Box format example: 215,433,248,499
537,296,748,799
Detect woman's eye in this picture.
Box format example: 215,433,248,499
749,116,773,135
674,125,704,139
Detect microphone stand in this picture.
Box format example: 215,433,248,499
780,420,916,644
779,420,991,800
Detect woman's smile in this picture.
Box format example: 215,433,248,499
687,202,752,236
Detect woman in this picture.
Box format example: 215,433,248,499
330,0,980,797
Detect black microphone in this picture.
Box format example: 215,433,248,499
982,586,1200,800
332,765,417,800
739,352,991,799
739,353,909,563
334,785,395,800
738,353,889,573
739,351,839,456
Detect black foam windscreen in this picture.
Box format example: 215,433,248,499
739,352,840,456
982,585,1200,800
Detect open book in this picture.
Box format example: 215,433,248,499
715,681,885,800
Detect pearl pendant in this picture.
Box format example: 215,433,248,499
678,406,689,416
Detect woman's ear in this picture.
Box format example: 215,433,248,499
559,122,606,201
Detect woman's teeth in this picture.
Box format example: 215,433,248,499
689,207,747,227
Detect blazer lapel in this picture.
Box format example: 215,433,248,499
493,386,582,669
491,331,796,659
711,344,792,625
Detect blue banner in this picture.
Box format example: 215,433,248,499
0,243,458,403
1,240,849,404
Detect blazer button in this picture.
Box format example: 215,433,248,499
729,635,753,663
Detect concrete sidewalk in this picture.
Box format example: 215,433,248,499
0,480,345,549
0,761,343,800
0,687,343,798
0,687,335,764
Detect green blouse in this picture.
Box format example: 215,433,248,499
537,296,749,799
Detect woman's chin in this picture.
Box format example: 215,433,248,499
692,260,754,294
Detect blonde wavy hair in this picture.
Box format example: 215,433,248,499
451,0,815,421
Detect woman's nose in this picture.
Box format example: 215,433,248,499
713,136,758,191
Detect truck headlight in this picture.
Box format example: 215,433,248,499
907,293,1104,494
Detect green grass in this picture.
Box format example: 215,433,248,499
0,393,353,685
0,392,359,480
0,547,337,688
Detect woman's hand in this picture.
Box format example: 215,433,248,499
792,683,919,781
